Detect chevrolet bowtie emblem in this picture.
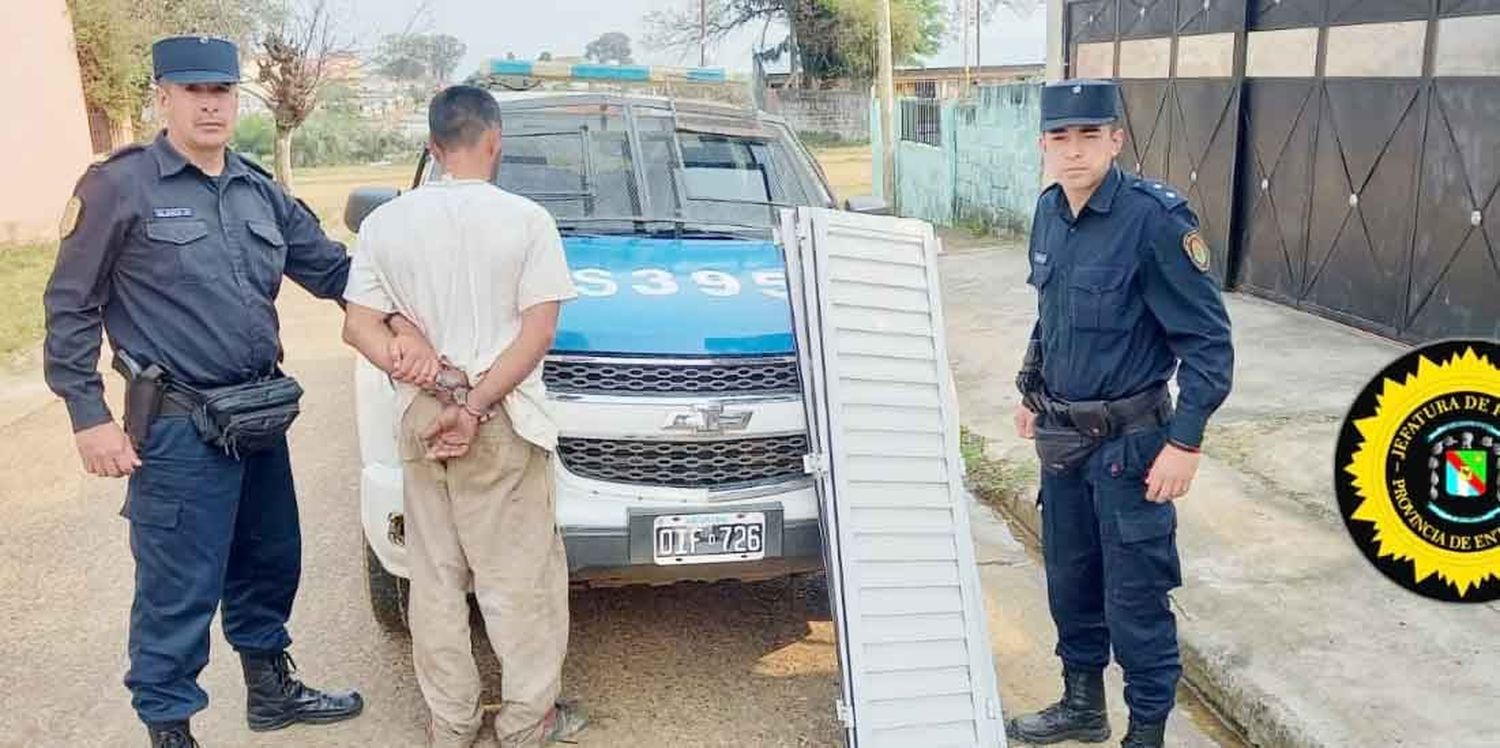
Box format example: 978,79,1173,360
662,403,753,434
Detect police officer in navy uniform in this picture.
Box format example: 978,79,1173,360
1008,79,1234,748
41,36,428,746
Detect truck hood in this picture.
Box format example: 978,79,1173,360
553,235,795,357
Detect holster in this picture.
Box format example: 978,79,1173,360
1033,422,1102,474
113,350,166,449
1015,339,1047,414
1031,385,1172,474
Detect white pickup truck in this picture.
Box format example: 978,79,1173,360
344,87,889,631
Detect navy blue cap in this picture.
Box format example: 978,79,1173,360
152,36,240,84
1040,79,1121,131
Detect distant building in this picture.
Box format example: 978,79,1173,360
893,63,1045,98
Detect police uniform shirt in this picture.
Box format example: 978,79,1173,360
1026,164,1233,449
43,132,352,432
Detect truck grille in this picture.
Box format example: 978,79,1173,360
543,358,800,396
558,434,809,488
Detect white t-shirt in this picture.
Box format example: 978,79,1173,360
344,178,577,451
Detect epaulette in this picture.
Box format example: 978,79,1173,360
238,152,276,181
101,142,146,165
1130,177,1188,211
71,143,143,191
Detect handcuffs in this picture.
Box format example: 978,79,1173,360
430,362,498,423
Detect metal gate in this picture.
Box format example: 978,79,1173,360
1064,0,1500,342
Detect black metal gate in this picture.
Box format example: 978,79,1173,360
1064,0,1500,343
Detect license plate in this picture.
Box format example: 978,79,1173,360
652,512,767,565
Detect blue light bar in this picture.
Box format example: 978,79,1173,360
483,58,742,84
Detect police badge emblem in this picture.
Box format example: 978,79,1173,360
60,195,82,239
1335,340,1500,602
1183,230,1210,273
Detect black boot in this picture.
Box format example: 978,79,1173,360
240,650,364,732
1120,717,1166,748
1004,668,1110,744
146,721,198,748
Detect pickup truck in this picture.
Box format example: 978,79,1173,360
344,88,889,631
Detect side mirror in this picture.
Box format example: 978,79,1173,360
844,195,891,215
344,186,401,234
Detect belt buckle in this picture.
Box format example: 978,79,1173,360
1068,401,1112,439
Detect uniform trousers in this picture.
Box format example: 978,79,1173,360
121,415,299,724
1038,419,1183,722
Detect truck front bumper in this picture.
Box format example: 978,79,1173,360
361,462,824,586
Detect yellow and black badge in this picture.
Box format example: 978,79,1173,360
1182,230,1210,273
1336,339,1500,602
59,195,83,239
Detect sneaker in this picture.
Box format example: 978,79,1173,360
540,700,588,744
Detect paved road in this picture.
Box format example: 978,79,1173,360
0,286,842,747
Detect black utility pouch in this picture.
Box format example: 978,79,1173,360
1033,423,1101,474
185,374,304,458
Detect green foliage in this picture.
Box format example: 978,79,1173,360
233,111,422,168
66,0,259,131
797,131,869,148
958,427,1036,506
818,0,947,80
646,0,945,85
0,243,59,363
231,113,276,159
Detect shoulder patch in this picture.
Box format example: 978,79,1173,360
1131,179,1188,211
1183,229,1212,273
59,195,83,239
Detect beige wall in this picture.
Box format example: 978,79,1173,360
1,0,95,244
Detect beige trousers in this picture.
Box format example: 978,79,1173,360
399,394,570,747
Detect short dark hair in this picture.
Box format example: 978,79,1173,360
428,85,502,150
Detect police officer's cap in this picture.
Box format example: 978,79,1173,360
152,36,240,85
1040,79,1121,132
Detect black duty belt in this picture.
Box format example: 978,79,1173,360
1037,384,1171,440
158,388,198,417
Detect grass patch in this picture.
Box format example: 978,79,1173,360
291,162,418,243
959,426,1037,505
799,131,870,149
0,242,58,363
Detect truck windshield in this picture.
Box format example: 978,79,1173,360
426,102,821,231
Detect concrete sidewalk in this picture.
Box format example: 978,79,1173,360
969,493,1234,747
940,238,1500,747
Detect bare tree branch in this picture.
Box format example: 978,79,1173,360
255,0,353,188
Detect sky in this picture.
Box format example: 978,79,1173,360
343,0,1047,77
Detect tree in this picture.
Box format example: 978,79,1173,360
253,0,349,190
644,0,944,86
585,32,634,65
373,34,428,81
373,32,466,84
67,0,258,141
426,34,466,83
538,51,553,61
826,0,946,82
